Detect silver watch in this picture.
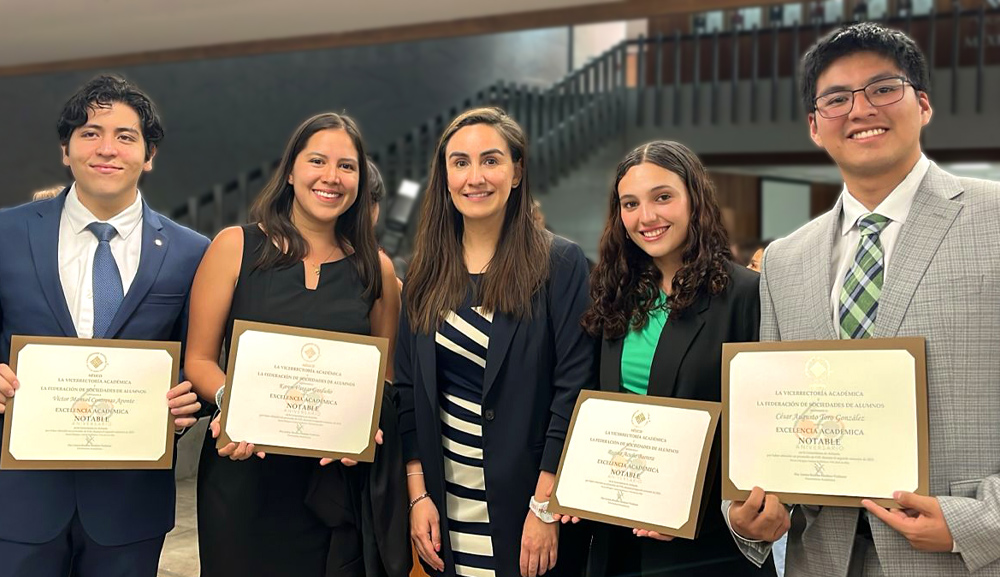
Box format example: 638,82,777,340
529,496,556,523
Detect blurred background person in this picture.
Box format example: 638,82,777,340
734,238,772,272
31,185,65,202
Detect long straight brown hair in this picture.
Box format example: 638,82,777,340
405,107,550,334
248,112,382,301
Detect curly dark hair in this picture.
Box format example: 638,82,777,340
57,74,163,161
801,22,930,114
581,141,731,339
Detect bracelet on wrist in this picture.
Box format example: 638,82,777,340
214,385,226,409
529,496,557,523
409,492,431,511
407,471,424,477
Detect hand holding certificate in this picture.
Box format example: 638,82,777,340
216,320,388,462
1,336,180,470
549,391,721,540
722,338,929,508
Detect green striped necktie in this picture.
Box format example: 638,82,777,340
839,213,890,339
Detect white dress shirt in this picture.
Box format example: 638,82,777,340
58,184,144,338
829,154,930,330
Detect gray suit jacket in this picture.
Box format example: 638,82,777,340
727,164,1000,576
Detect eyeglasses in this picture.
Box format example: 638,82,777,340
813,77,913,119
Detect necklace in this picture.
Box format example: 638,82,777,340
306,245,339,277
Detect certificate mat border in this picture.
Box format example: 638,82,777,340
549,390,721,540
217,319,388,462
721,337,929,508
1,335,180,471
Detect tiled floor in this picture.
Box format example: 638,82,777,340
157,477,199,577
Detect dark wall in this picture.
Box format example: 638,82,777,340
0,28,569,212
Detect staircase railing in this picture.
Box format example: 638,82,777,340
169,5,997,237
628,5,997,127
169,41,633,235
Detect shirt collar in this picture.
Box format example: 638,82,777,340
839,154,930,236
65,183,144,240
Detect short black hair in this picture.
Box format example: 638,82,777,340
367,157,385,203
57,74,164,160
801,22,930,113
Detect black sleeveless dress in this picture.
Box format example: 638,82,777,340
197,224,373,577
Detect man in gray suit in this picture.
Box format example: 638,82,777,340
723,23,1000,576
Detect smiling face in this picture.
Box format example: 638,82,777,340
62,101,153,215
808,51,932,182
287,128,360,226
445,123,522,225
618,162,691,270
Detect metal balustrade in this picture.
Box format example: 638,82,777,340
169,6,997,237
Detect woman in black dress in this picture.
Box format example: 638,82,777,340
395,107,595,577
580,141,776,576
185,113,401,576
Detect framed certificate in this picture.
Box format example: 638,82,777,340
1,336,180,470
722,338,929,508
549,391,721,540
217,320,388,462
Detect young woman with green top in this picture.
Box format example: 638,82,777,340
581,141,775,576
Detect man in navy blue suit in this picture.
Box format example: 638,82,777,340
0,75,209,577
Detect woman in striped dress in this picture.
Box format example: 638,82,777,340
395,107,596,577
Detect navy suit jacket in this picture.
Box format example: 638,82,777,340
0,190,209,546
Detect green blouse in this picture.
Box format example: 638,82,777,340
620,291,670,395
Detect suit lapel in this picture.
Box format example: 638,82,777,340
599,338,624,392
873,165,963,339
482,312,516,400
105,203,168,338
647,293,709,398
417,332,439,410
804,201,841,340
27,191,76,337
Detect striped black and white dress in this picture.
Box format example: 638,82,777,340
435,304,495,577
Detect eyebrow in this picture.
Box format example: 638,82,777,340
448,148,506,159
304,152,357,163
82,123,141,136
620,185,677,200
818,72,901,95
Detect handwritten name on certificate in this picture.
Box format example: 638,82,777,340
722,338,929,507
1,337,179,470
219,320,388,462
550,391,720,539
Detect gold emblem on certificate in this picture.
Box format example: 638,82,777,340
549,391,721,539
1,336,180,470
217,320,389,462
722,338,930,507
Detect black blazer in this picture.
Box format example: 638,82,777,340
591,262,775,576
395,236,597,577
305,386,412,577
